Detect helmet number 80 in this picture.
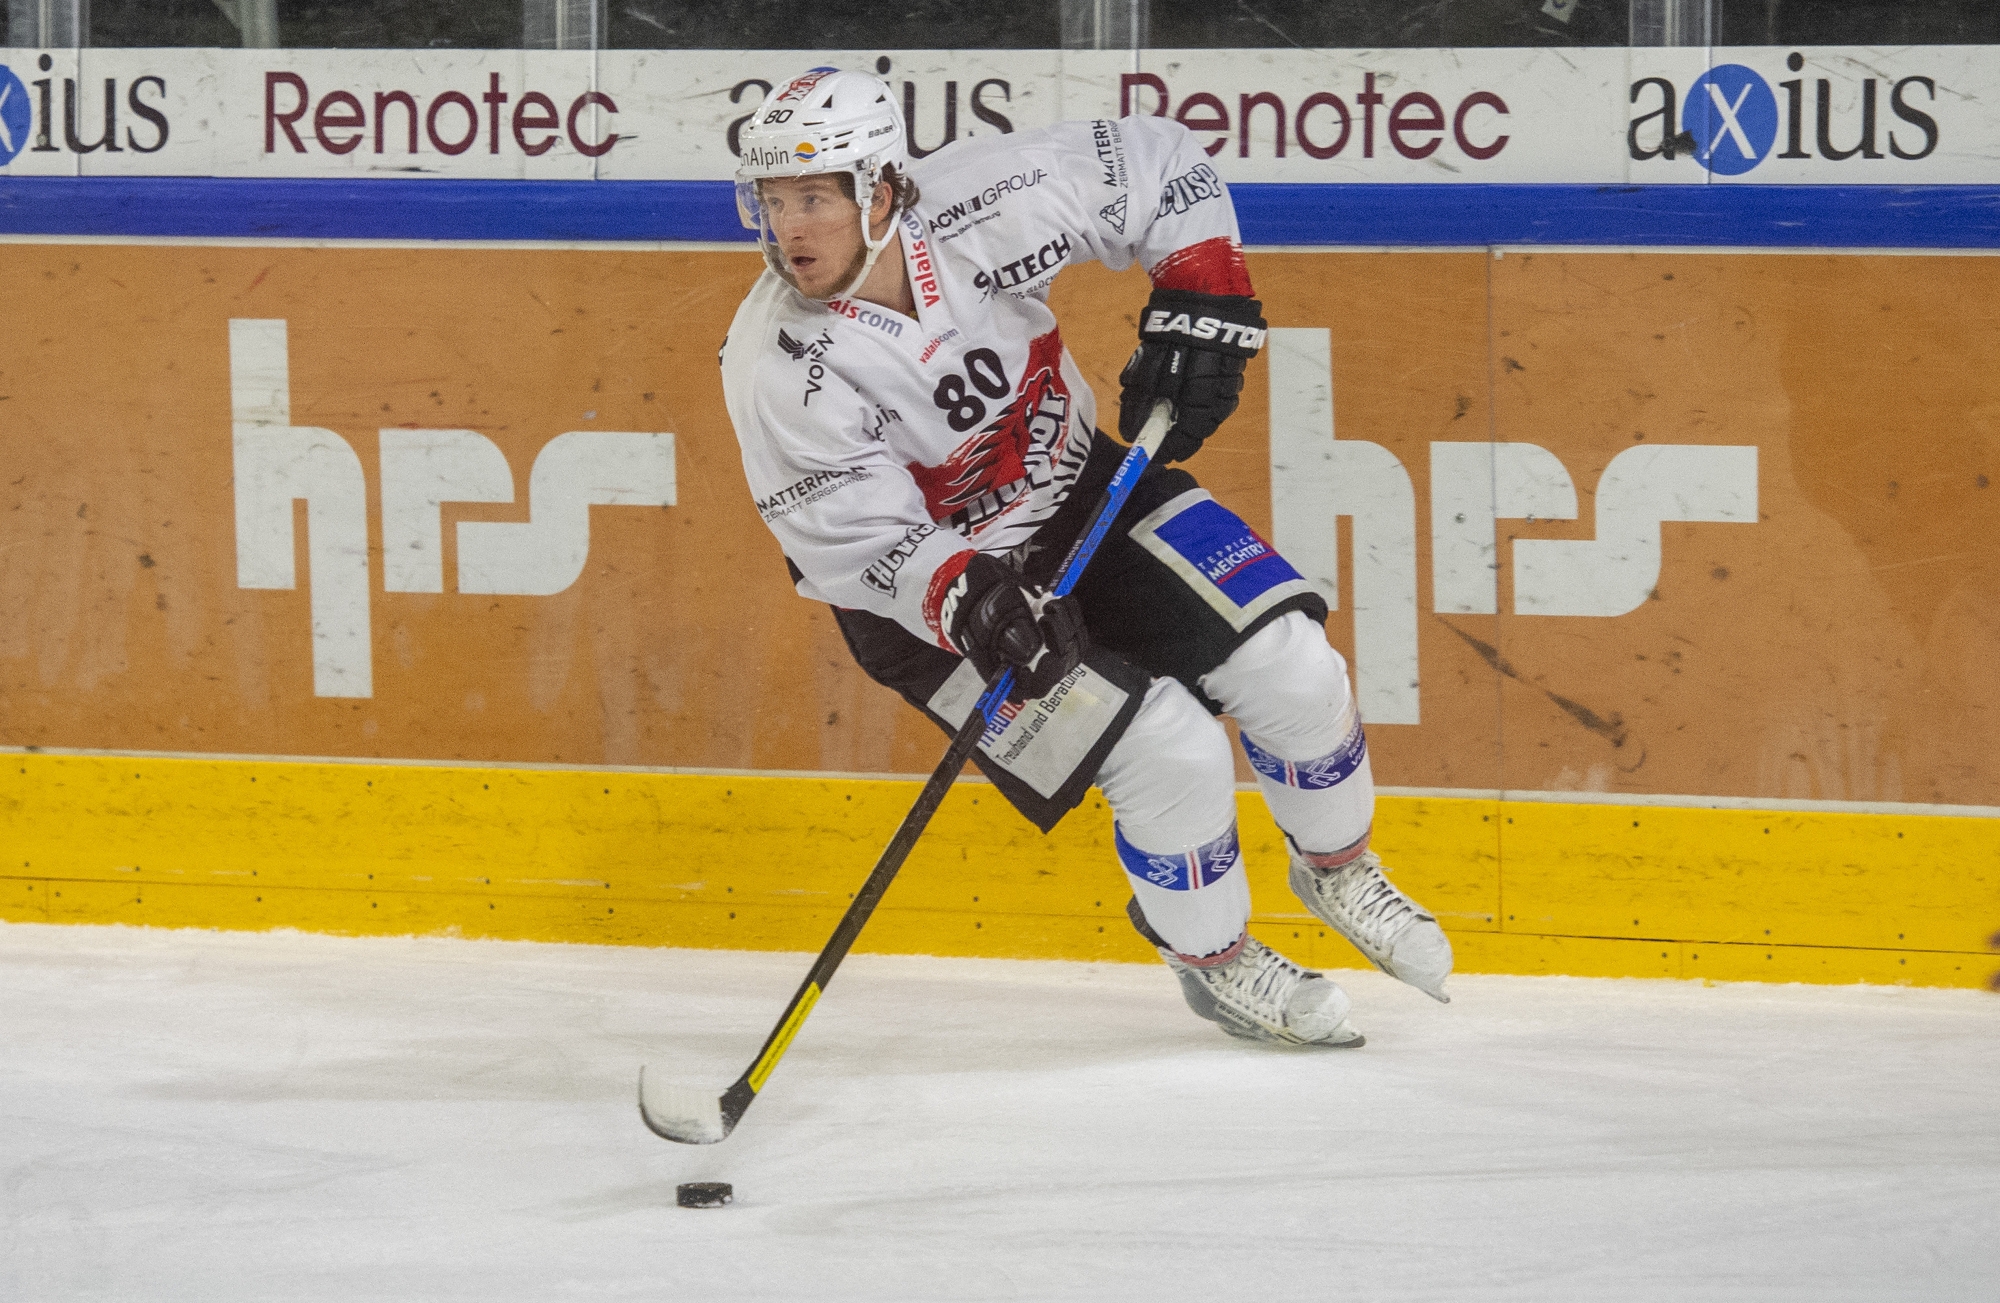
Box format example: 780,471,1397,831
932,349,1011,432
762,108,793,124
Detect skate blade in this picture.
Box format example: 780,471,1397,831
1219,1020,1367,1049
1392,958,1452,1004
1376,944,1453,1004
1319,1019,1368,1048
1382,963,1452,1004
638,1067,729,1145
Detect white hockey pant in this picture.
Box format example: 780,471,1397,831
1094,612,1374,959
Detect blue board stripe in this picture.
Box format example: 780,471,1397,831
0,177,754,243
3,176,2000,248
1234,183,2000,248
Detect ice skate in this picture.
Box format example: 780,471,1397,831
1163,935,1364,1047
1288,845,1453,1003
1129,901,1362,1047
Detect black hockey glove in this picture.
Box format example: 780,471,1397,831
942,553,1088,702
1117,288,1268,465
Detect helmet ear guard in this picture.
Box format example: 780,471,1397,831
734,69,912,302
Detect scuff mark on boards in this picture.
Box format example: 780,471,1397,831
1437,618,1630,749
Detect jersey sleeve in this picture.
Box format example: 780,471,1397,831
993,115,1256,299
725,330,976,649
920,116,1255,303
1095,114,1257,297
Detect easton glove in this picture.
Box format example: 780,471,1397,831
1117,288,1268,464
941,553,1088,701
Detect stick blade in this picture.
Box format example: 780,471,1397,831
638,1066,732,1145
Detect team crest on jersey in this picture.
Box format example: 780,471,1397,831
907,330,1081,534
1098,195,1128,234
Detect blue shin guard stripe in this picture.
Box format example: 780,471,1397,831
1114,824,1241,892
1241,724,1367,791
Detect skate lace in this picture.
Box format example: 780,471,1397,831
1218,942,1300,1007
1334,859,1419,934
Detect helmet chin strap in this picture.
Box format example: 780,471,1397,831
824,213,898,304
814,182,901,303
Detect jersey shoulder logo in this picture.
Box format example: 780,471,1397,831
1157,163,1224,218
1098,196,1128,235
1091,119,1129,190
778,328,808,360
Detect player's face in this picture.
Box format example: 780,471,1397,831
760,175,866,299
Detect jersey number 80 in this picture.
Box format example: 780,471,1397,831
932,349,1010,432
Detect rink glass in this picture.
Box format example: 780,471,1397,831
25,1,2000,52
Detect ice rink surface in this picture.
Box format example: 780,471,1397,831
1,924,1995,1302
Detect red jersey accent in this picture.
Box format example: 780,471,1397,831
923,550,976,647
907,329,1072,528
907,427,1026,520
1149,237,1255,297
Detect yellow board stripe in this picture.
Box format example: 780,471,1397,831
748,982,821,1093
0,752,1994,990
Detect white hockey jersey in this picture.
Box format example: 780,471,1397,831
721,114,1253,650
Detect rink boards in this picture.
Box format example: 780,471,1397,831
1,219,1998,988
0,751,1993,988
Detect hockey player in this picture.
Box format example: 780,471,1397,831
721,68,1453,1046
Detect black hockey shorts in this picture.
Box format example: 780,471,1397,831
827,434,1328,833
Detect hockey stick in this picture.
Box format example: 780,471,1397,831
639,399,1174,1144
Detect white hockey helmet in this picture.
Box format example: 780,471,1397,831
735,68,911,299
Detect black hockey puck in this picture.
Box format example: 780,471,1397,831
676,1182,733,1208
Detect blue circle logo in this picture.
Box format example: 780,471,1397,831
0,65,30,167
1682,64,1778,176
0,65,29,168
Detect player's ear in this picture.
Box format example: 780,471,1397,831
871,181,893,221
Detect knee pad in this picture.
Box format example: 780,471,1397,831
1094,677,1236,852
1201,612,1375,858
1200,611,1355,762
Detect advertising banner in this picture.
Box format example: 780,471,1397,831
1,242,1995,808
0,46,1995,185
